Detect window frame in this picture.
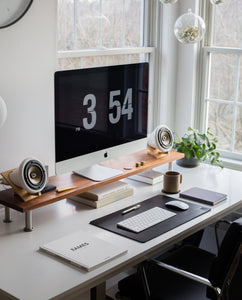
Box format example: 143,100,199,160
197,1,242,169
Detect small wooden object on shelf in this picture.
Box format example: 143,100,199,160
146,144,169,159
1,169,39,202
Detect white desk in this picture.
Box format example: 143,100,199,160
0,164,242,300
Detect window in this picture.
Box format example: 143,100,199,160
56,0,159,132
200,1,242,163
57,0,152,70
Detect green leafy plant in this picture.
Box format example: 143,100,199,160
173,127,224,168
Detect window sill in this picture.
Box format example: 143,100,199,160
221,157,242,171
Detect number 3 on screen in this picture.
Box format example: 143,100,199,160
83,94,97,130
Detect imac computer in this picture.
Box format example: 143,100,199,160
54,62,149,181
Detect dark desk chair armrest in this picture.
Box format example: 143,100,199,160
150,259,222,300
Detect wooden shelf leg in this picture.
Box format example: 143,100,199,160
168,162,173,171
3,207,12,223
24,211,33,232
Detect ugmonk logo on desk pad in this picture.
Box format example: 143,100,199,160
90,194,210,243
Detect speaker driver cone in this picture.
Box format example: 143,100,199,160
160,131,171,146
24,160,46,192
28,166,42,184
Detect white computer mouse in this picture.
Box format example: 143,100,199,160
165,200,189,211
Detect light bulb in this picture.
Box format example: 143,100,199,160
174,9,206,44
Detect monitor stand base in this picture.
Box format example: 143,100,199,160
73,164,123,182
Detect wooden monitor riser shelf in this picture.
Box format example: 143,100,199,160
0,150,184,231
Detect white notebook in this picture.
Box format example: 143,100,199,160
40,230,127,271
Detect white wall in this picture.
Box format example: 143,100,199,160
158,3,179,130
0,0,57,175
174,0,199,137
155,0,198,137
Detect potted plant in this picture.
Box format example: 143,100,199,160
173,127,224,168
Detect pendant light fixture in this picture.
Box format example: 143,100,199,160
174,8,206,44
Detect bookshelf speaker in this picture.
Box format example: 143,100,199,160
147,125,173,153
8,158,47,194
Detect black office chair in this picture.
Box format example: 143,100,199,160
117,218,242,300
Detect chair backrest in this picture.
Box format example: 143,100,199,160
207,217,242,299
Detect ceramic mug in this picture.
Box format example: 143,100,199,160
162,171,182,194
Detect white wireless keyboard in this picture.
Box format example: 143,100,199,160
117,206,176,233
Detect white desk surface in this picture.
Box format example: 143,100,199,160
0,164,242,300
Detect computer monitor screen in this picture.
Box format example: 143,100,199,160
55,63,149,177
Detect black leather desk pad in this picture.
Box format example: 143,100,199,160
90,194,210,243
